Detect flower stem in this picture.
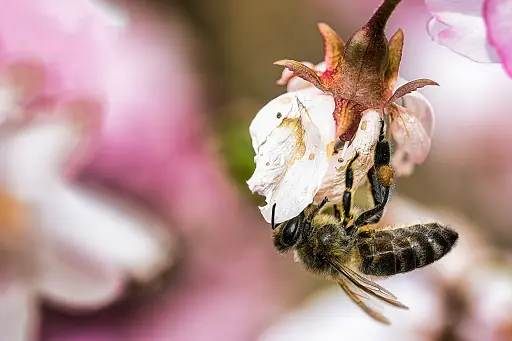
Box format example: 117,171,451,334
366,0,402,32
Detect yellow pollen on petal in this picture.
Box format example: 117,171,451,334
279,117,306,163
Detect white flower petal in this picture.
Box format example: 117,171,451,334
249,87,332,153
390,78,435,176
315,62,326,72
390,148,415,177
39,240,125,310
0,113,83,202
0,276,38,341
314,110,381,204
38,182,173,310
248,92,335,223
426,16,500,63
426,0,485,27
41,183,173,284
391,109,431,164
0,110,174,309
286,76,316,93
400,91,435,138
425,0,501,63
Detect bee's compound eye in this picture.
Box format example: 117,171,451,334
282,220,299,246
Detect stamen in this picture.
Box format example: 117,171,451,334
338,141,350,162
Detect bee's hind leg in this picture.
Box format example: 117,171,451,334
353,119,394,228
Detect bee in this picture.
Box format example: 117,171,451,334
271,119,458,324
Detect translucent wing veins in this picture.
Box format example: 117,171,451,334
327,259,408,324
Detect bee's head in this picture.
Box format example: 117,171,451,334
271,204,306,253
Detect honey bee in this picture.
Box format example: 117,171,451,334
271,119,458,324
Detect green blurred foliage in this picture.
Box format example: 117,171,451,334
215,100,256,200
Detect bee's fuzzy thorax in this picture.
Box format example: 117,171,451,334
311,214,339,227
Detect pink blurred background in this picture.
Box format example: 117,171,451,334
0,0,511,340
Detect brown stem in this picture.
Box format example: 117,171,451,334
365,0,402,32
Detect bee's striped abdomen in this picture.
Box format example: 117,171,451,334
356,223,458,277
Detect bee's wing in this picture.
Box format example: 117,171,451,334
337,277,391,324
328,259,408,324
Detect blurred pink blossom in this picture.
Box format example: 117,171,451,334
0,1,178,340
426,0,512,77
0,107,173,341
0,1,297,341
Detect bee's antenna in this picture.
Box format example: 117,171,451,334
271,203,277,230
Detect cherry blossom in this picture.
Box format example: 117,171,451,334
426,0,512,77
249,60,435,223
0,2,176,340
248,84,380,223
2,112,177,341
248,0,438,223
0,69,175,341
